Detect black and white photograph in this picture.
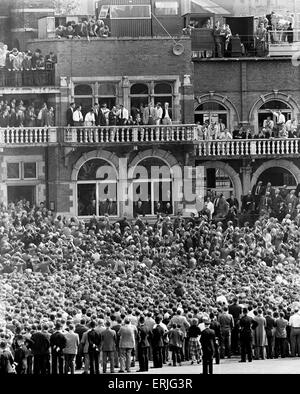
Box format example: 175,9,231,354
1,0,300,387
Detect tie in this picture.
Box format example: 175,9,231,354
121,109,123,119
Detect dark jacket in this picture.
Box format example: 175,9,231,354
75,324,88,341
66,107,74,126
152,325,165,348
50,331,67,354
239,315,257,338
200,328,215,355
87,329,101,352
137,325,151,348
101,328,116,352
30,331,50,355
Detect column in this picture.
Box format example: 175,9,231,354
240,163,252,196
181,74,194,124
118,157,131,217
121,76,130,109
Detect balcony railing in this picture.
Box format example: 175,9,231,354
196,138,300,157
0,127,57,145
64,125,197,144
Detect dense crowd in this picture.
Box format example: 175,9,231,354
0,99,55,128
1,184,300,374
0,45,57,87
196,112,298,141
56,18,110,39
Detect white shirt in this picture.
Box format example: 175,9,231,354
117,107,129,120
73,110,83,122
289,312,300,328
164,107,170,119
207,201,214,216
263,119,274,129
154,106,163,120
273,112,286,124
84,112,95,126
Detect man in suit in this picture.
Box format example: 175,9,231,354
66,102,75,126
271,189,283,218
227,192,239,211
259,191,272,214
228,297,242,355
30,324,50,375
161,102,172,125
101,320,116,373
152,316,165,368
137,316,152,372
63,323,79,374
242,191,254,213
87,320,101,374
200,318,215,375
93,102,100,126
154,102,163,125
117,104,129,125
50,322,67,374
75,319,88,370
265,310,276,359
218,306,234,359
264,182,275,199
118,318,136,372
168,323,184,366
252,181,264,212
239,307,257,362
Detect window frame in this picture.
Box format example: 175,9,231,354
154,1,179,16
110,5,151,20
23,162,37,180
6,162,21,180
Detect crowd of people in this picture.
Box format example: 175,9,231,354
196,112,298,141
0,44,57,87
67,101,172,127
1,186,300,374
0,99,55,128
56,18,110,39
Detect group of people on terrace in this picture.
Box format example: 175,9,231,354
67,102,173,128
0,44,57,87
56,17,110,39
0,100,55,128
1,194,300,374
196,111,298,141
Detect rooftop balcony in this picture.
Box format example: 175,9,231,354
196,138,300,159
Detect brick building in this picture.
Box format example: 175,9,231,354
1,0,300,218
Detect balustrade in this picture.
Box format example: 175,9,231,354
197,138,300,157
0,127,57,145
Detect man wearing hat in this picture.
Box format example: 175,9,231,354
200,318,215,375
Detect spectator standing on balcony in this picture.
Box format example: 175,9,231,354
117,104,129,126
47,107,55,127
67,102,75,127
22,50,33,86
73,105,84,126
145,102,156,125
271,110,285,137
285,118,298,137
263,116,274,137
255,22,267,57
56,25,66,39
0,44,8,86
154,103,163,125
37,103,48,127
24,106,36,127
109,106,118,126
84,109,95,126
45,51,57,85
161,102,172,125
8,48,23,87
287,23,294,44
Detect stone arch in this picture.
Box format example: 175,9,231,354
128,148,180,179
249,92,300,134
202,160,243,201
250,160,300,189
194,93,240,128
71,149,120,181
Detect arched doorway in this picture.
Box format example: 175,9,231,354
194,102,229,127
76,158,118,216
257,167,296,189
132,157,173,216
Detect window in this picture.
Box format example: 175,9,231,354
99,5,109,18
154,83,172,94
155,1,179,16
154,82,173,108
194,101,228,127
74,84,92,96
258,100,292,128
23,162,37,179
110,5,151,19
130,84,149,95
7,163,20,179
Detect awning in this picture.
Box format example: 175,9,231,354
182,0,231,16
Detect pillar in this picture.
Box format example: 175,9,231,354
181,74,194,124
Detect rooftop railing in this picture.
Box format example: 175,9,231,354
0,127,57,145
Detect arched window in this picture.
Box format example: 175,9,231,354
133,157,172,216
258,100,292,129
130,83,149,112
154,83,172,94
97,83,117,108
74,84,92,95
258,167,296,188
77,159,118,217
154,82,173,109
130,83,149,95
194,101,228,127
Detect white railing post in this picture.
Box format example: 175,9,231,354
0,129,4,144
